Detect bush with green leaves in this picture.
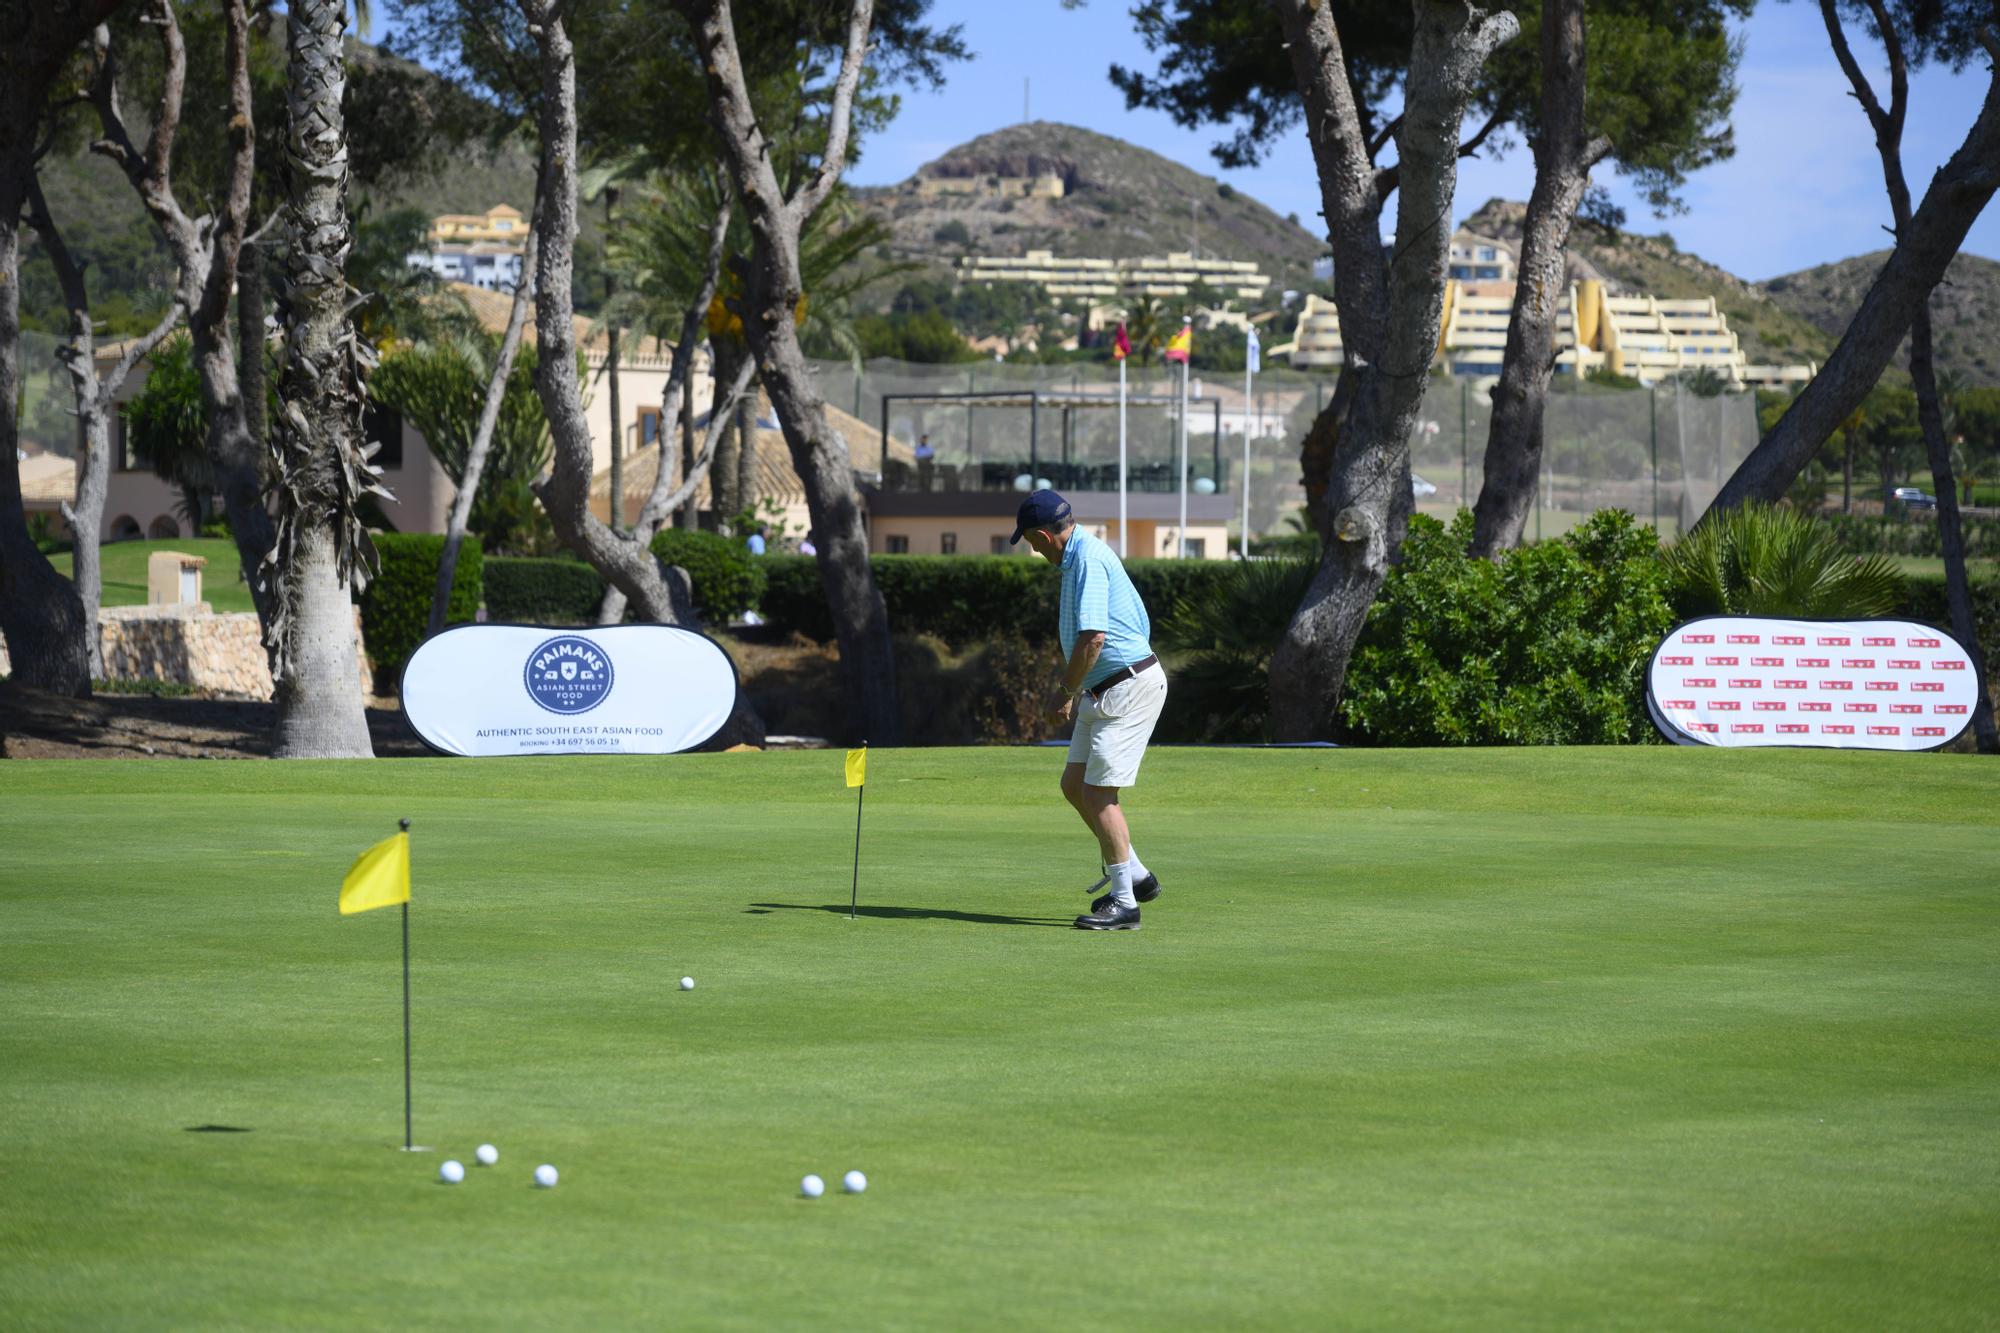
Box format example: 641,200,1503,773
358,533,482,690
1153,558,1316,741
1341,510,1675,745
650,530,766,623
484,556,605,624
1814,510,2000,560
1661,504,1904,619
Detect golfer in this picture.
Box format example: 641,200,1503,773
1011,489,1167,930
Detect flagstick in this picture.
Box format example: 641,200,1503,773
849,760,864,921
398,817,412,1152
1117,357,1128,558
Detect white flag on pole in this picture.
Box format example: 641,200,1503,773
1245,326,1261,374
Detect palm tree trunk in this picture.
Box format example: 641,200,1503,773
269,0,376,758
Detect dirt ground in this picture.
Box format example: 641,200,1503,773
0,683,430,760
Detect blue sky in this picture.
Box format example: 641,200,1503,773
835,1,1998,280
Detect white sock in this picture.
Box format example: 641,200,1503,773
1109,859,1137,910
1127,850,1150,884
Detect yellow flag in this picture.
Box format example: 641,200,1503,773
340,832,410,916
844,746,867,788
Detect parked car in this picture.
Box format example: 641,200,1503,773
1892,486,1937,510
1412,473,1439,499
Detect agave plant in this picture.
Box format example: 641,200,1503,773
1154,559,1317,741
1661,503,1904,619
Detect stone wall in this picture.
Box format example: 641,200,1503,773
0,604,370,700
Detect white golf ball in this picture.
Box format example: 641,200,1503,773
843,1170,867,1194
438,1160,465,1184
534,1164,559,1189
475,1144,498,1167
680,976,695,990
800,1173,825,1199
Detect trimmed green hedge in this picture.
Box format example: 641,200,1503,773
359,533,482,687
1819,511,2000,558
485,556,604,624
1897,573,2000,674
758,554,1240,648
650,529,765,622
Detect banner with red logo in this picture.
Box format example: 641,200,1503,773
1645,616,1977,751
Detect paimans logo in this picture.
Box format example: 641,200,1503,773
524,635,614,715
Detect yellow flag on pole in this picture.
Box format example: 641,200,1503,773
340,831,410,915
845,746,867,788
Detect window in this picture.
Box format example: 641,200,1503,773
991,535,1009,555
1479,247,1497,261
886,535,910,554
1184,537,1206,559
940,532,958,555
365,405,404,468
639,408,661,448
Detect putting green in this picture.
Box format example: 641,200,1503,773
2,748,1995,1328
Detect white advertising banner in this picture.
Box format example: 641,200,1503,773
400,624,738,757
1645,616,1978,751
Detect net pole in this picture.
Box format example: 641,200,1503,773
1118,358,1128,557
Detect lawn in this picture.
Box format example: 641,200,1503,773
2,748,1996,1329
49,537,255,613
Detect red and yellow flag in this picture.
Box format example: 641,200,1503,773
1111,323,1131,361
1163,323,1193,364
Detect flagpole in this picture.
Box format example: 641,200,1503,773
398,817,412,1152
1177,356,1189,559
1242,355,1253,559
1117,357,1128,558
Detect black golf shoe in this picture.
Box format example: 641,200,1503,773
1074,901,1141,930
1090,873,1161,915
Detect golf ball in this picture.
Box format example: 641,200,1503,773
843,1170,867,1194
800,1173,825,1199
534,1164,559,1189
680,976,695,990
475,1144,498,1167
438,1160,465,1184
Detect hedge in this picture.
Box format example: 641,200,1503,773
485,556,605,624
359,533,482,688
1897,573,2000,674
1818,511,2000,559
650,529,765,622
757,554,1242,647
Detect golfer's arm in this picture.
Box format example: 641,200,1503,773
1063,632,1105,695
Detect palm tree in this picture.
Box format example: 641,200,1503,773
267,0,379,757
1125,295,1164,370
1659,503,1903,619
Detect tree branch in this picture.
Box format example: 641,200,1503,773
1456,107,1505,160
648,352,757,521
636,182,734,534
1366,113,1403,162
789,0,875,222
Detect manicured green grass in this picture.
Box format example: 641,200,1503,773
2,748,1996,1328
1889,555,2000,580
49,537,255,613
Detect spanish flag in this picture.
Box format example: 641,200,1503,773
340,831,410,915
1112,323,1131,361
845,746,867,788
1163,322,1193,364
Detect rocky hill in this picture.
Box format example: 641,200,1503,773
855,122,1326,294
1758,250,2000,385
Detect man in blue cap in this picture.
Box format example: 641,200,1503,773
1011,489,1167,930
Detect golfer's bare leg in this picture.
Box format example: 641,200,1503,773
1082,783,1131,866
1060,762,1089,818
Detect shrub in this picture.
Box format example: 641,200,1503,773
1662,504,1903,619
485,556,604,624
650,529,765,622
1341,509,1674,745
1153,558,1315,741
1898,573,2000,678
1816,511,2000,559
359,533,482,690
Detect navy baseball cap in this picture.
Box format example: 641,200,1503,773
1009,489,1072,545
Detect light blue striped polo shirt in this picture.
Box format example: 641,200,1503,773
1059,528,1153,690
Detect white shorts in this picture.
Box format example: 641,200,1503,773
1066,665,1168,788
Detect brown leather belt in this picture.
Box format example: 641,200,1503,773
1087,654,1159,700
